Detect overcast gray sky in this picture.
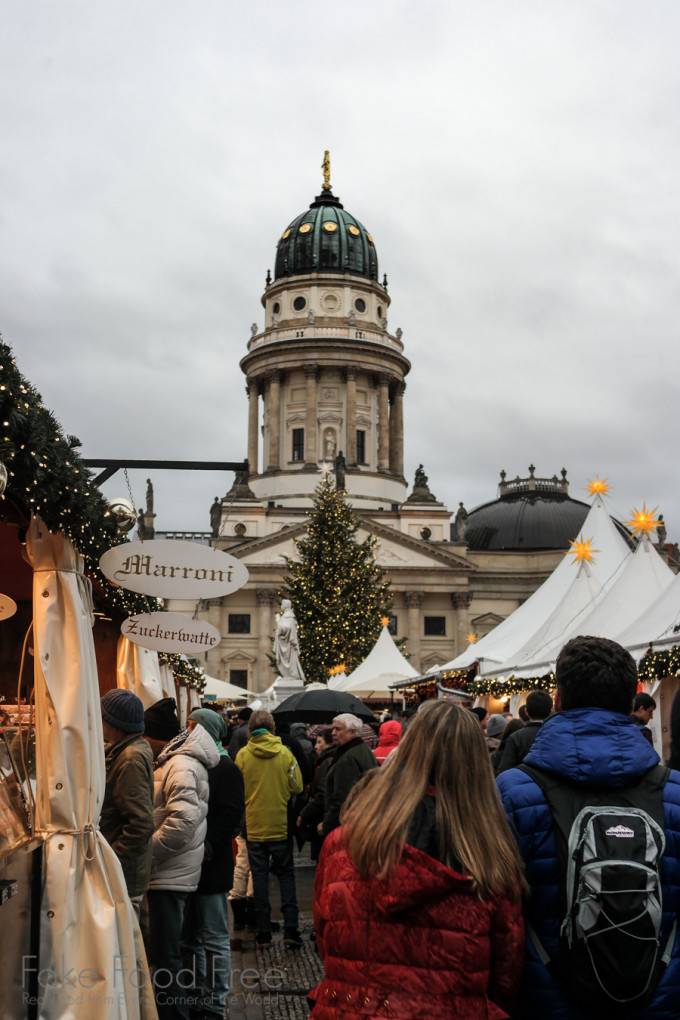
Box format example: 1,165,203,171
2,1,679,537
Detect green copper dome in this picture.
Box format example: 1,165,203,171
274,189,378,281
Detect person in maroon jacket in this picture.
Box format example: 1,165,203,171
310,701,526,1020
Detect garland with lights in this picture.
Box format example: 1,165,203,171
282,478,392,683
638,643,680,682
162,655,208,694
0,340,153,617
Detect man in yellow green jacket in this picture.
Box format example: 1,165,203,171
235,710,303,947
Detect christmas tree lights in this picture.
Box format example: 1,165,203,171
282,477,392,683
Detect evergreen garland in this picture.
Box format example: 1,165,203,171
0,339,154,617
282,478,392,683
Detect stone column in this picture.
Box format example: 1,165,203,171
377,373,390,472
345,367,358,466
256,589,276,692
404,592,423,672
303,365,319,467
451,591,472,658
246,377,259,475
266,369,281,471
389,381,405,478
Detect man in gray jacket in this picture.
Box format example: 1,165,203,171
143,697,220,1020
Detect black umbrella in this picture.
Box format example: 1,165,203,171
273,686,376,724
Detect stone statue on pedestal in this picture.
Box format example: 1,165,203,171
274,600,306,684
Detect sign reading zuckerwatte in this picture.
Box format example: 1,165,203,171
122,612,221,654
99,539,248,599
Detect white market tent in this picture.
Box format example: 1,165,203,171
616,564,680,654
489,531,674,679
332,623,420,697
440,494,632,675
202,674,254,700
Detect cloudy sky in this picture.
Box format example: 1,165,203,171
2,1,679,537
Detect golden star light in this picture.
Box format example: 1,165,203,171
466,632,477,644
586,475,610,497
626,504,660,537
380,616,391,627
568,534,598,564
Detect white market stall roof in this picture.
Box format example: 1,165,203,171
202,674,254,700
332,624,420,697
488,532,674,679
441,494,632,675
616,559,680,654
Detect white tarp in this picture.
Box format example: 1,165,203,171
616,557,680,653
28,517,156,1020
440,494,632,673
334,624,420,697
116,637,164,709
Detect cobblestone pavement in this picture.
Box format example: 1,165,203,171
228,852,322,1020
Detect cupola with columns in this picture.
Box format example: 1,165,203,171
240,153,410,510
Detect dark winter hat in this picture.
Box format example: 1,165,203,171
101,689,145,734
143,697,181,741
486,714,508,739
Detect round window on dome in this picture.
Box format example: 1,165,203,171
366,233,374,244
323,221,337,233
348,225,360,237
354,298,366,313
299,223,312,234
293,296,306,311
282,229,291,240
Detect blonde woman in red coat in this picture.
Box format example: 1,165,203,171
309,701,526,1020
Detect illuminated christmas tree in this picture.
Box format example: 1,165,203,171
282,477,392,683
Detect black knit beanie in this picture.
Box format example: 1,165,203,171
143,697,181,741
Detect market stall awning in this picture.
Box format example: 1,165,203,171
333,624,419,697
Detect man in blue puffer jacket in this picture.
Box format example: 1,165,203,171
497,635,680,1020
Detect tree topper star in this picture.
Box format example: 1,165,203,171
586,475,610,497
627,504,661,538
568,534,598,564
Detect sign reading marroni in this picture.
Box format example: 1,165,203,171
100,539,248,599
122,612,221,654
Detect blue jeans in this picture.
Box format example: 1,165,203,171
147,889,191,1020
181,891,230,1017
246,838,298,933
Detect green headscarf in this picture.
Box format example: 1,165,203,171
189,708,229,756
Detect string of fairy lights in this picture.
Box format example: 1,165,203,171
0,341,206,691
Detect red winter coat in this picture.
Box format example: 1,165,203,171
373,720,402,764
310,827,524,1020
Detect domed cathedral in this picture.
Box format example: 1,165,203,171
178,159,595,694
240,153,409,510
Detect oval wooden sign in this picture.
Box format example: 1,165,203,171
0,594,17,620
121,612,222,654
100,539,248,598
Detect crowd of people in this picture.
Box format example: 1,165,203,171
98,634,680,1020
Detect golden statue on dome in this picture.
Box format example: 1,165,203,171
322,150,331,191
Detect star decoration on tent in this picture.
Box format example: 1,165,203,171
626,504,660,537
380,616,391,627
568,534,598,564
466,632,477,644
585,475,610,497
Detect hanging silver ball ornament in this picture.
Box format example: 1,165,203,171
108,497,138,533
0,460,7,496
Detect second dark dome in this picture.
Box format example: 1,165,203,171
274,189,378,281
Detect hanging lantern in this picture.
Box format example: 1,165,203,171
108,497,137,534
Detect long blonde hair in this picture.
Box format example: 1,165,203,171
340,700,528,899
